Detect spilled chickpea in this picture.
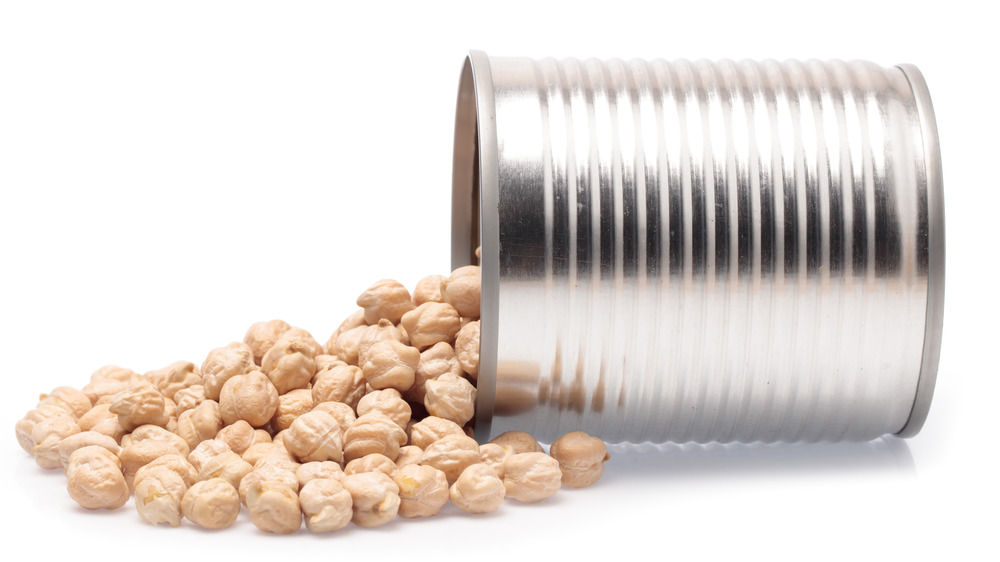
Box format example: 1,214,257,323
14,256,610,533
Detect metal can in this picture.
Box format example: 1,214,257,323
452,52,944,444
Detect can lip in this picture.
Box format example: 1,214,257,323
895,64,946,438
452,50,499,443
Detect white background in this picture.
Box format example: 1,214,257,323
1,1,996,560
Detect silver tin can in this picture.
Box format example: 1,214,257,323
452,52,944,444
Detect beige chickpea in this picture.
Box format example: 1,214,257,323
341,472,400,528
240,463,300,506
549,431,610,488
449,463,506,514
244,319,292,365
187,439,233,472
490,430,545,454
298,478,353,533
182,478,241,529
357,319,409,366
357,279,415,325
344,453,397,478
478,443,514,479
110,379,170,431
121,440,187,489
253,449,301,474
81,365,139,404
130,424,190,454
215,419,268,455
361,339,419,392
441,265,481,319
357,388,411,429
218,371,279,428
423,374,476,426
134,466,188,527
57,431,121,469
296,461,344,487
311,401,356,438
197,451,253,489
15,404,74,454
503,452,562,503
143,361,201,402
405,342,463,404
77,403,126,443
412,274,446,306
313,354,345,374
175,400,223,451
30,414,80,469
173,384,207,416
280,327,325,360
324,310,367,357
242,442,293,466
399,302,461,350
246,480,302,534
261,339,316,395
394,445,424,470
409,416,466,449
343,412,407,463
311,364,366,410
419,433,480,484
201,343,256,400
38,386,92,419
283,410,344,464
66,446,129,510
134,454,198,490
393,464,449,518
270,390,314,433
455,320,480,379
328,325,366,366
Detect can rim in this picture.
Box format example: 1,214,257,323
452,50,498,443
895,64,945,437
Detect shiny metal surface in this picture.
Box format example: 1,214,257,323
453,53,945,444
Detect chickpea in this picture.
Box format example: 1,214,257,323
357,388,411,429
419,433,480,484
341,472,400,528
187,439,233,472
324,310,367,357
246,480,302,534
344,453,397,478
182,478,241,529
143,361,201,402
81,365,139,405
280,327,326,360
394,445,424,470
357,279,415,325
271,388,315,432
134,454,198,490
503,452,562,503
440,265,481,319
110,379,170,431
262,339,316,395
357,319,409,366
478,443,514,479
283,410,344,464
201,343,256,400
15,404,73,454
412,274,446,306
244,319,292,365
405,342,463,404
298,478,353,533
218,371,279,428
400,302,461,350
450,463,506,514
38,386,92,419
57,431,121,469
130,424,190,454
296,461,344,487
121,440,187,490
173,384,207,416
409,416,466,450
65,446,129,510
134,466,187,527
311,401,356,438
454,320,480,379
253,449,301,474
311,364,366,410
361,339,419,392
240,463,300,506
328,325,366,366
176,399,223,451
76,403,126,443
393,464,449,518
30,414,80,469
490,430,545,454
241,442,292,467
423,373,476,426
343,412,407,463
549,431,610,488
313,354,345,374
197,451,253,489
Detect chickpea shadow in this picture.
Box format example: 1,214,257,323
600,436,915,483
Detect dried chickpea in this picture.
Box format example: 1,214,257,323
392,464,449,518
341,472,400,528
503,452,562,503
253,449,301,474
246,480,302,534
440,265,481,319
283,410,344,464
110,379,170,431
143,361,201,402
197,451,253,489
271,388,315,432
400,302,461,350
134,454,198,490
296,461,344,487
173,384,207,416
328,325,366,366
57,431,121,469
405,342,463,404
454,320,480,379
490,430,545,454
394,445,424,470
30,414,80,469
38,386,92,419
423,373,476,426
261,339,316,395
357,319,409,366
76,403,126,443
66,446,129,510
242,442,292,467
344,453,397,478
81,365,138,404
313,354,345,374
299,478,353,533
449,463,506,514
419,433,480,484
214,419,264,455
478,443,514,479
201,343,256,400
15,404,73,454
134,466,187,527
218,371,279,428
324,310,367,357
357,388,411,429
311,364,366,410
187,439,233,472
409,416,466,449
361,339,419,392
357,279,415,325
176,399,223,451
412,274,446,306
182,478,241,529
311,401,356,438
280,327,326,360
240,463,300,506
244,319,292,365
130,424,190,455
549,431,610,488
121,440,187,489
343,412,407,463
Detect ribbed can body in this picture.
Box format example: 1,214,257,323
452,54,944,444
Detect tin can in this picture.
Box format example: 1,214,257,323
452,52,944,444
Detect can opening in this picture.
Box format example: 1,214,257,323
451,58,480,270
